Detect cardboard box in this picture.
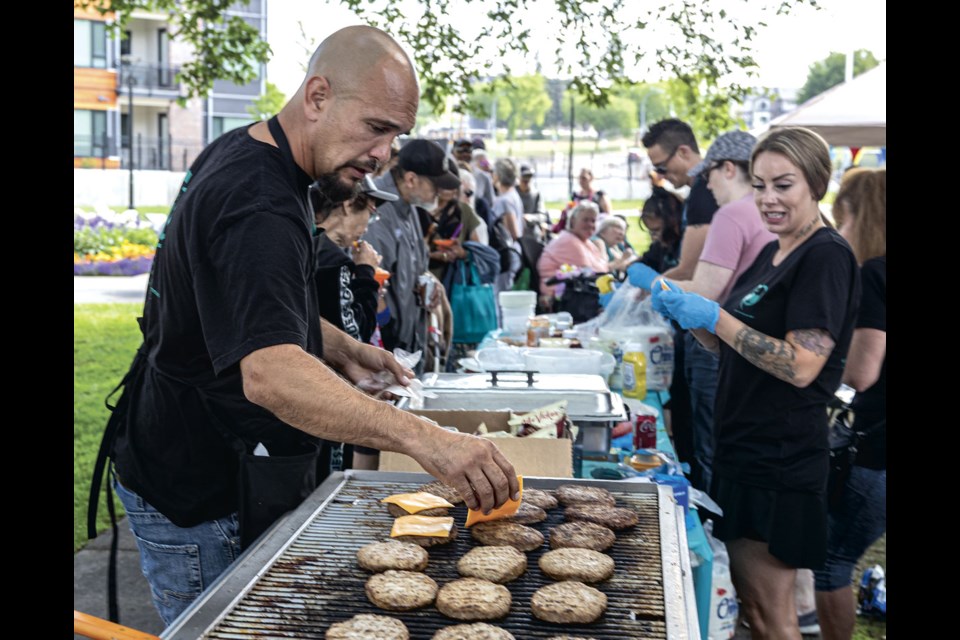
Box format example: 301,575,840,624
378,409,573,478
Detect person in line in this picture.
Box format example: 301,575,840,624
593,215,638,279
814,168,886,640
638,118,721,495
457,169,488,244
106,26,519,627
361,139,460,363
651,127,861,639
315,175,395,345
490,157,524,294
629,130,775,493
537,200,609,314
424,158,482,284
572,167,612,216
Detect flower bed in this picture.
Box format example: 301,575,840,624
74,212,159,276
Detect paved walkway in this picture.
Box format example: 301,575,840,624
74,274,150,305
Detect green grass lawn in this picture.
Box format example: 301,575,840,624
74,303,143,551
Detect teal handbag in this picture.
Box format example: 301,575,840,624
451,254,498,344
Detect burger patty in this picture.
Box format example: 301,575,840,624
503,501,547,524
435,577,512,621
365,570,438,611
386,503,450,518
522,488,558,510
538,548,615,583
470,521,544,552
356,540,429,573
418,480,464,505
564,504,639,530
456,545,527,583
556,484,616,507
325,614,409,640
432,623,516,640
530,581,608,624
394,522,459,548
549,521,617,551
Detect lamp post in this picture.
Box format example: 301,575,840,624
121,55,136,210
567,92,575,198
638,87,664,139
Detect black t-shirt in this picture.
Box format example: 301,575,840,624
314,233,379,344
713,228,861,492
640,240,680,274
851,256,886,469
683,175,720,227
112,124,327,527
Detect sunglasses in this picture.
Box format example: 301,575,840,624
464,189,474,198
653,147,678,175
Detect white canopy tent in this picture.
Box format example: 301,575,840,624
766,62,886,148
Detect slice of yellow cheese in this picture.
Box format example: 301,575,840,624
381,492,456,514
464,476,524,528
390,515,455,538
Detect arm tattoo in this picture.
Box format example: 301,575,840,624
791,329,836,357
733,327,796,382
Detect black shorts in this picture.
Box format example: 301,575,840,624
711,474,827,569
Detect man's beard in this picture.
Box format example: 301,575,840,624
313,172,360,207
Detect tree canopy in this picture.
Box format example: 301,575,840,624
81,0,817,127
797,49,880,104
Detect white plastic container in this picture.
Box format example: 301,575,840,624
499,291,536,333
522,348,616,376
598,325,674,390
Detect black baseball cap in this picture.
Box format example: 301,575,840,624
398,139,461,190
454,138,472,150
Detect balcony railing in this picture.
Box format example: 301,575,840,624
118,62,181,94
75,133,205,172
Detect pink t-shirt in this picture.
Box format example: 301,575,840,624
699,194,777,303
537,230,609,295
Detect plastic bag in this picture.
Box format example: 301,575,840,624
704,519,739,640
857,565,886,619
354,349,436,406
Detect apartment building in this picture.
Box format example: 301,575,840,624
73,1,267,173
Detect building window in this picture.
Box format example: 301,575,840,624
121,30,132,57
212,116,254,140
74,20,107,69
75,110,108,157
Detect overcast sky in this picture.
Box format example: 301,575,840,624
266,0,887,100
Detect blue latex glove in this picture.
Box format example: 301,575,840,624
650,277,681,316
658,289,720,332
626,262,661,290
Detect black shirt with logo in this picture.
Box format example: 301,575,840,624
713,227,861,492
112,124,328,527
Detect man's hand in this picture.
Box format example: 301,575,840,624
332,339,414,396
410,427,520,513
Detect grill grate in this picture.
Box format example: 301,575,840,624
181,475,687,639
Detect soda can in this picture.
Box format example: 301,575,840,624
633,413,657,450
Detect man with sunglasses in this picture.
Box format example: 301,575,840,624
100,26,519,627
630,118,720,493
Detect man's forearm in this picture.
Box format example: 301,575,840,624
241,343,428,454
320,317,355,370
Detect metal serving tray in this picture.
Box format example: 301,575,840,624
163,470,700,640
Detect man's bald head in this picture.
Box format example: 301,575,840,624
300,25,419,102
275,25,419,203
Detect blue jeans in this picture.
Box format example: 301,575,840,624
684,332,719,492
814,465,886,591
113,475,242,627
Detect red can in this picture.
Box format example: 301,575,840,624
633,413,657,450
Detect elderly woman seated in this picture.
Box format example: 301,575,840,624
536,200,609,310
593,215,638,278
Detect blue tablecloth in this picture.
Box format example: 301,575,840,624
581,389,713,640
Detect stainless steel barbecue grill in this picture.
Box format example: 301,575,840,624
163,471,700,639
